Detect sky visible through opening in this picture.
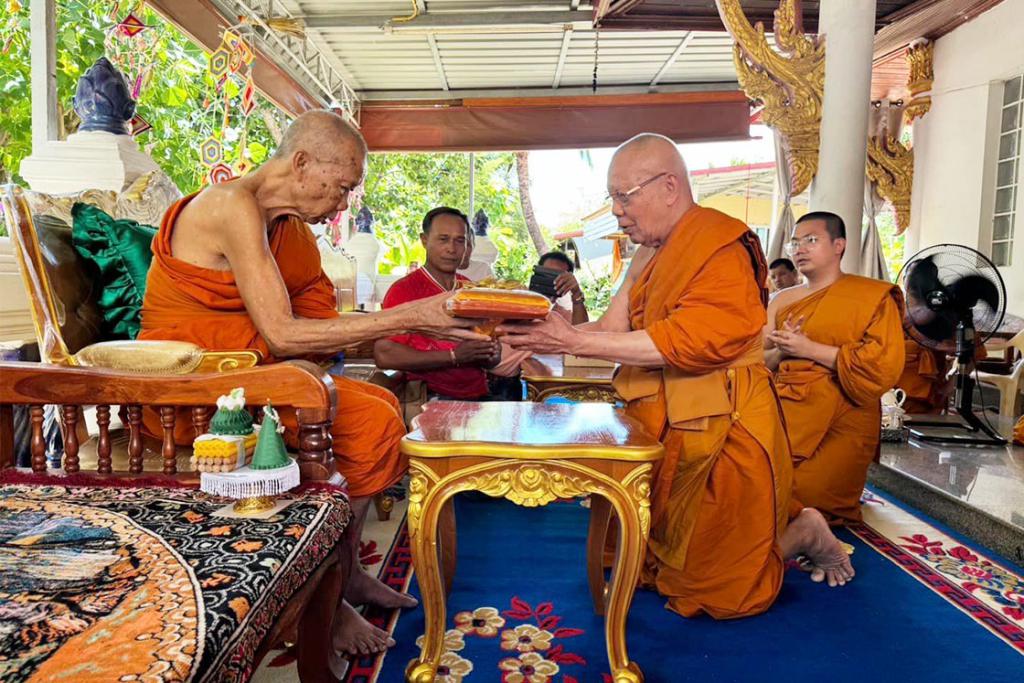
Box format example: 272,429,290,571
529,125,777,227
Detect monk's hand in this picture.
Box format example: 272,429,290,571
767,328,814,359
496,313,576,354
408,294,489,342
782,315,805,333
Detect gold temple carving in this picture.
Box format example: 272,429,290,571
904,40,934,125
866,134,914,233
716,0,825,195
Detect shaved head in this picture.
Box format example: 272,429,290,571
274,109,367,163
607,133,694,248
269,110,367,225
612,133,690,182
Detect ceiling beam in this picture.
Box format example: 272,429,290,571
358,81,740,102
302,10,592,30
552,28,574,89
426,35,450,91
650,31,694,86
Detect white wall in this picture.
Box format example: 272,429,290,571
909,0,1024,315
0,237,35,343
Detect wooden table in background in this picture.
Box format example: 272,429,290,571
402,401,663,683
521,354,618,402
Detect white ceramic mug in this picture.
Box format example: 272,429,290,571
881,388,907,409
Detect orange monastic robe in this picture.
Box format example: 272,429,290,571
140,195,406,497
899,336,950,414
775,275,905,524
614,206,792,620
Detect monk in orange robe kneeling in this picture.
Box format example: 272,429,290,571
140,110,479,656
899,336,951,414
501,135,854,619
766,212,906,525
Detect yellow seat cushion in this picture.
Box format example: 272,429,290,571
73,340,204,375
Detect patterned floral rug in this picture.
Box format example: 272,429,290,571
0,477,350,683
254,488,1023,682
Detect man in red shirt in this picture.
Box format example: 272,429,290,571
375,207,501,399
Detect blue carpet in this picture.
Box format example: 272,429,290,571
378,493,1022,682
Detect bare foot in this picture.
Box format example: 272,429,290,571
785,508,856,587
347,567,419,609
332,600,395,656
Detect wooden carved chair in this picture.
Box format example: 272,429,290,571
0,183,347,680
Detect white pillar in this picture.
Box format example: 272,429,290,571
810,0,876,273
30,0,59,149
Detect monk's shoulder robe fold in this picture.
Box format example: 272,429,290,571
831,276,906,406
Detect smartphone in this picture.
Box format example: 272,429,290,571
528,265,561,300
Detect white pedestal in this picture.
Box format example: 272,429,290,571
19,130,162,194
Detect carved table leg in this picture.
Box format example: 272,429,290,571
405,466,445,683
587,493,613,615
604,483,648,683
439,498,457,598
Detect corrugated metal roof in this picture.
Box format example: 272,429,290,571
274,1,743,100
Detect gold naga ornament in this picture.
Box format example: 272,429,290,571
865,40,933,233
904,40,935,125
866,133,914,233
716,0,825,195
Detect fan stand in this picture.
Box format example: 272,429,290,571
907,321,1008,446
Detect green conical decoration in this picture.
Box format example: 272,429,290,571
250,402,290,470
210,388,253,435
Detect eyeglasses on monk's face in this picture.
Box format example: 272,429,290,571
607,172,668,207
785,234,823,255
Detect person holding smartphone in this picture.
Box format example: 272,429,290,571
534,251,590,324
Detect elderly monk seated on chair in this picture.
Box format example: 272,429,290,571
500,134,854,620
139,110,481,656
374,207,504,400
765,212,906,526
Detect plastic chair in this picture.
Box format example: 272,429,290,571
977,330,1024,418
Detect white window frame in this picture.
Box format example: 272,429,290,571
991,74,1022,267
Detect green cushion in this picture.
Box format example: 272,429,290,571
70,203,157,340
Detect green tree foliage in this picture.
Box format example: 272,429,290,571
0,1,277,195
365,151,537,283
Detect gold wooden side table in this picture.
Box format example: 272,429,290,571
402,401,664,683
521,353,618,402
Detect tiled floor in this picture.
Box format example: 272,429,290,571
879,415,1024,532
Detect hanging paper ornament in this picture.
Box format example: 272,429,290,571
129,114,152,136
235,39,255,67
200,136,223,167
117,13,146,38
241,74,256,116
208,47,231,79
208,163,234,185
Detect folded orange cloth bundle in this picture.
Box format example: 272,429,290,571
445,288,552,329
